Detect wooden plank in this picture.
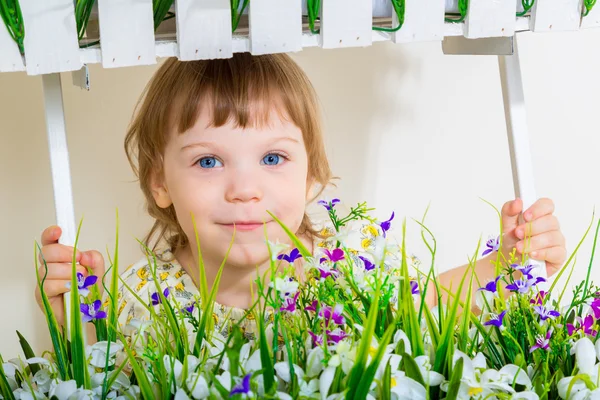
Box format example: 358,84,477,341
19,0,81,75
530,0,583,31
0,21,25,72
176,0,233,60
465,0,517,38
320,0,372,49
97,0,156,68
249,0,302,55
393,0,445,43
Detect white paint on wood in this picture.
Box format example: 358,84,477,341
20,0,81,75
0,23,25,72
320,0,372,49
581,5,600,28
97,0,156,68
465,0,517,38
530,0,583,31
176,0,233,60
393,0,445,43
249,0,302,55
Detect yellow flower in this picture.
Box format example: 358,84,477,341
361,238,373,250
361,225,380,238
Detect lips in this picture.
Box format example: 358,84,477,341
218,221,270,232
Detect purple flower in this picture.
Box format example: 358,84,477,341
484,310,507,328
151,288,170,306
277,248,303,264
229,373,252,396
512,263,536,279
80,300,107,323
280,292,300,313
66,272,98,297
326,328,348,344
482,236,500,256
324,248,345,263
305,300,319,313
529,329,552,353
318,199,340,211
309,331,324,346
319,304,345,326
317,265,338,280
567,315,598,336
530,291,547,306
533,306,560,321
478,275,502,294
410,280,420,295
182,302,196,314
359,256,375,271
590,298,600,319
379,212,395,238
506,278,533,294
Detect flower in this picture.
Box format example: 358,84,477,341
317,262,338,280
530,291,547,305
359,255,375,271
308,331,324,346
379,212,395,237
484,310,507,329
80,300,107,323
230,374,252,396
151,288,170,306
181,302,196,314
533,305,560,321
410,280,420,295
280,292,300,313
266,239,290,261
506,275,545,294
567,315,598,336
512,262,536,278
326,328,348,344
270,277,299,298
529,329,552,352
478,275,502,294
305,300,319,313
482,235,500,256
323,248,345,263
65,272,98,297
318,198,340,211
319,304,346,326
589,297,600,319
277,248,302,264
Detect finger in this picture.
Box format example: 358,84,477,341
40,280,72,298
38,263,88,280
515,215,560,239
531,246,567,267
501,198,523,233
80,250,105,277
41,225,62,246
516,231,565,254
523,198,555,222
39,243,82,266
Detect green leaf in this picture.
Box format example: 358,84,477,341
0,356,16,400
117,331,155,400
16,331,39,376
402,352,426,387
445,356,464,400
381,361,392,400
107,209,121,344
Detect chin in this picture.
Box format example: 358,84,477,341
218,243,271,269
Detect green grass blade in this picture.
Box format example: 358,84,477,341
117,332,155,399
268,211,312,259
0,356,16,400
191,213,209,307
402,351,426,386
444,356,464,400
16,331,39,376
107,209,121,344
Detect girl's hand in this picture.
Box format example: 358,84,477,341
34,225,105,326
500,198,566,279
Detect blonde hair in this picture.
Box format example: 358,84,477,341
125,53,332,255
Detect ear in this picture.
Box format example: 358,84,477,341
150,169,173,209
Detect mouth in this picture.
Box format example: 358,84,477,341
218,221,270,232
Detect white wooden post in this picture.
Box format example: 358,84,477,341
530,0,583,32
41,73,79,337
249,0,302,55
393,0,445,44
498,35,549,289
320,0,372,49
97,0,156,68
19,0,81,75
581,7,600,28
176,0,233,60
464,0,517,38
0,22,25,72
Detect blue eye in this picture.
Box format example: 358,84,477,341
197,157,223,168
261,153,283,166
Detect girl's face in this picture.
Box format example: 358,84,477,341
151,107,310,269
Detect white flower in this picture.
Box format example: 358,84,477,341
270,277,299,298
305,346,325,378
558,338,600,399
327,340,356,374
266,240,290,261
87,341,123,368
49,380,78,400
274,362,305,384
33,368,53,393
414,355,444,386
186,373,210,399
390,371,427,400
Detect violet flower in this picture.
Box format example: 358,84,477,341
80,300,107,323
530,291,547,306
478,275,502,294
305,300,319,313
229,373,252,396
529,329,552,353
512,263,536,278
317,264,338,280
410,280,420,296
319,304,345,326
533,306,560,321
359,256,375,271
326,328,348,344
324,248,345,263
484,310,507,329
66,272,98,297
151,288,170,306
567,315,598,336
182,301,196,314
379,212,395,238
506,278,533,294
482,236,500,256
318,199,340,211
590,298,600,319
277,248,302,264
280,292,300,313
309,331,324,346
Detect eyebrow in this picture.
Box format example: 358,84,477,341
180,136,300,151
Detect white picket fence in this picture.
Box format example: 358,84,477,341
0,0,597,75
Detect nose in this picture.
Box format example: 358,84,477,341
224,167,263,203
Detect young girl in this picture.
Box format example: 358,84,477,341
34,52,566,344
